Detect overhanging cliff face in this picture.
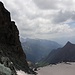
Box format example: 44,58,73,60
0,1,30,73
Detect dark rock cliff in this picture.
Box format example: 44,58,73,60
0,1,35,74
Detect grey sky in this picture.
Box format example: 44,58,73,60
1,0,75,45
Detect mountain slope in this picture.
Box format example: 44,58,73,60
0,2,35,74
21,38,61,63
41,41,75,65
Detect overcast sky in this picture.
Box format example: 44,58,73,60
1,0,75,45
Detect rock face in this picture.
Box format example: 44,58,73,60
1,56,17,75
0,1,34,74
40,41,75,66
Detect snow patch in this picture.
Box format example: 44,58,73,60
17,70,29,75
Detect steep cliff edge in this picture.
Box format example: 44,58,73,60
0,1,34,74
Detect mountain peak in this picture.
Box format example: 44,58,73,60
66,41,72,45
63,41,74,48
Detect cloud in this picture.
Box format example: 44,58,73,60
52,10,74,24
33,0,60,9
33,0,74,10
52,10,75,24
1,0,75,44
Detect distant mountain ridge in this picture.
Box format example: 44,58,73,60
21,38,61,63
40,41,75,66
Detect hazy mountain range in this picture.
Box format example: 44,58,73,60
39,41,75,66
21,38,61,63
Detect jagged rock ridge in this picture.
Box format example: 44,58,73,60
0,1,35,74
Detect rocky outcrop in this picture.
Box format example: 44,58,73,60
0,63,12,75
1,56,17,75
0,1,35,74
